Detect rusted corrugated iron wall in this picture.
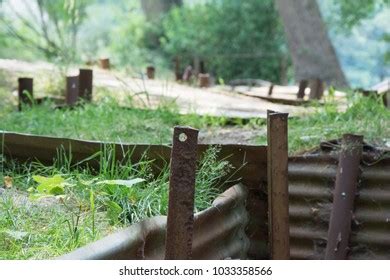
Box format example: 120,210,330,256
3,131,388,259
58,184,249,260
289,146,390,259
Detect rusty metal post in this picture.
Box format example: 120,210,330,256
325,134,363,260
18,77,33,111
268,84,274,96
99,58,110,70
66,76,79,106
308,78,324,100
297,80,308,99
198,73,210,88
165,126,199,260
79,69,93,102
146,66,155,79
267,111,290,259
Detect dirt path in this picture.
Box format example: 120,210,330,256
0,58,308,118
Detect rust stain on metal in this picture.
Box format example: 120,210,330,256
325,134,363,259
267,111,290,259
66,76,79,106
79,69,93,101
289,141,390,260
165,126,199,260
18,77,33,111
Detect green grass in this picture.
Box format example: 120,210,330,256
0,145,232,259
1,75,388,153
257,93,390,154
0,97,254,144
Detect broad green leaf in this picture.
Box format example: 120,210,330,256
49,185,65,195
32,174,66,196
33,175,64,185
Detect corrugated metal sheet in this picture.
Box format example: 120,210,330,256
3,131,388,260
58,184,249,260
289,148,390,260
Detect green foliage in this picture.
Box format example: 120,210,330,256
319,0,389,87
256,94,390,154
0,0,92,62
0,144,233,259
78,0,170,75
161,0,287,82
194,146,233,211
30,174,67,198
81,176,146,224
103,1,149,68
328,0,390,31
0,96,240,144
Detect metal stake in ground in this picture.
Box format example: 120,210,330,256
66,76,79,106
79,69,93,102
325,134,363,259
165,126,199,260
308,78,324,100
297,80,308,99
146,66,155,79
18,77,33,111
267,111,290,260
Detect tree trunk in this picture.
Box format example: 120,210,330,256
275,0,348,87
141,0,182,21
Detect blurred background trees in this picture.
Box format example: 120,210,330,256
0,0,388,88
275,0,348,87
320,0,389,87
0,0,91,62
161,0,287,83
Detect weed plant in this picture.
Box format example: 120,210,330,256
0,145,232,259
